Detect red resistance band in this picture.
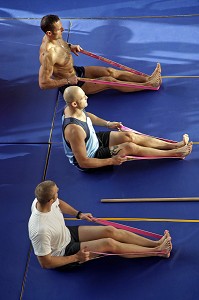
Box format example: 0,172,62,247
79,49,160,90
91,217,163,239
80,49,148,76
121,125,177,143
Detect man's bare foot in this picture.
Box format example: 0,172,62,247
164,231,172,251
172,142,193,158
158,230,172,250
157,63,162,85
158,238,172,258
183,134,189,145
148,63,161,80
147,69,161,88
173,134,189,149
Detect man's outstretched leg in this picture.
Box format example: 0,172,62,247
82,64,161,94
79,225,172,259
108,131,193,158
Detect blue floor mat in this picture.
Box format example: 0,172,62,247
0,144,49,299
23,222,199,300
0,5,199,300
1,0,199,18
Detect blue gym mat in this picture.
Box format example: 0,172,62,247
22,222,199,300
0,144,49,299
0,3,199,300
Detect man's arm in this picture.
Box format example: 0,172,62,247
65,124,125,168
58,199,93,221
87,112,122,130
37,249,90,269
65,43,82,56
39,51,69,89
58,199,79,216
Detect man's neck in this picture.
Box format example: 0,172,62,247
65,106,85,120
44,34,62,45
36,201,51,213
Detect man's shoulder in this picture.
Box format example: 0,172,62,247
64,120,87,141
40,40,58,59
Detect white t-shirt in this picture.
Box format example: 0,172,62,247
28,198,71,257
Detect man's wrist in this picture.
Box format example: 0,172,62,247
106,121,111,128
76,211,82,219
68,43,72,49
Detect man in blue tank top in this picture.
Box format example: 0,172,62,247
62,86,192,171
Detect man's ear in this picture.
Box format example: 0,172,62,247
46,31,52,37
71,101,77,108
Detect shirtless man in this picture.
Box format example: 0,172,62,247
39,14,162,95
62,86,192,170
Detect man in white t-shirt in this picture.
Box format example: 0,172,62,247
28,180,172,270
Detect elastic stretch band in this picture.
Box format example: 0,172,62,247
126,155,182,161
88,217,164,257
78,77,159,90
121,125,177,143
91,250,167,256
91,217,163,239
80,49,148,76
120,124,184,160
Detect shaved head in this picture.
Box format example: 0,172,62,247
63,86,85,104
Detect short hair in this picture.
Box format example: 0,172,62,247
35,180,56,205
40,15,60,33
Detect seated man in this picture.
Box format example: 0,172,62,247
62,86,192,170
28,180,172,270
39,14,161,95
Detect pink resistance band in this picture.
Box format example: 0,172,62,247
90,249,168,257
78,77,159,90
91,217,163,239
79,49,159,90
88,217,166,257
121,125,177,143
120,125,183,161
80,49,148,76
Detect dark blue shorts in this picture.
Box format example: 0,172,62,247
95,131,111,159
55,226,80,271
74,131,112,172
59,66,85,95
64,226,80,256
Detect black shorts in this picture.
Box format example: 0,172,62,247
55,226,80,271
59,66,85,95
94,131,111,158
74,131,112,172
64,226,80,256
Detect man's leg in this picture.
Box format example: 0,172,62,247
81,65,161,94
109,131,189,150
85,66,148,82
79,225,169,247
78,226,172,258
109,141,192,158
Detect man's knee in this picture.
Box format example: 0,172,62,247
104,225,118,237
122,132,135,142
123,141,139,155
103,237,118,251
99,75,117,82
107,67,118,78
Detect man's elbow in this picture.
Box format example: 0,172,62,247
39,81,49,90
78,159,92,169
38,257,52,269
41,263,51,269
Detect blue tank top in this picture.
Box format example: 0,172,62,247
62,111,99,168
